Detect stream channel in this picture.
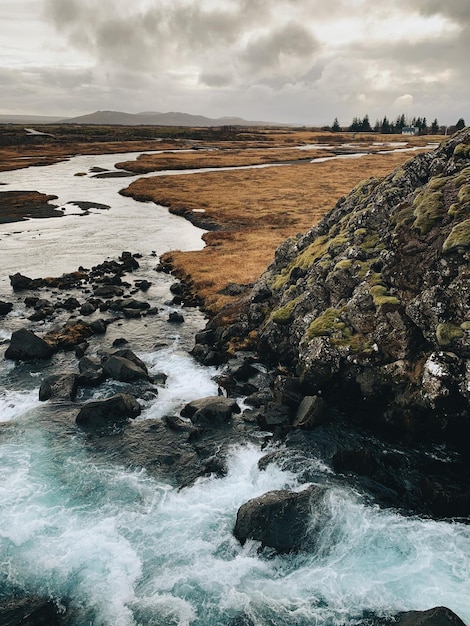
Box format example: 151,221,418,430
0,151,469,625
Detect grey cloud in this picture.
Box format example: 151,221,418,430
242,22,318,74
199,72,233,88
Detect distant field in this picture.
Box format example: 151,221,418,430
0,124,439,317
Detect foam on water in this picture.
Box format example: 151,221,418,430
0,387,40,422
0,430,469,625
140,346,219,419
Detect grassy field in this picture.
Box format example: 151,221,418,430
122,147,435,316
0,124,439,318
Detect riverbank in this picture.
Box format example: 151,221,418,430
122,150,433,316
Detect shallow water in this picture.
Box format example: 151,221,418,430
0,152,469,625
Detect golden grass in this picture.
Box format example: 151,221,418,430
0,140,178,172
123,150,430,316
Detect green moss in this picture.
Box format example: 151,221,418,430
436,323,464,346
428,176,447,190
330,328,367,352
442,219,470,252
458,184,470,204
354,228,368,238
460,321,470,330
307,308,342,338
392,168,406,182
453,143,470,159
271,235,330,291
271,299,298,325
412,189,444,234
448,202,470,218
334,259,353,271
370,285,400,307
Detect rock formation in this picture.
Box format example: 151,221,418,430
226,128,469,450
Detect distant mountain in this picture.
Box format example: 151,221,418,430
57,110,274,127
0,114,64,124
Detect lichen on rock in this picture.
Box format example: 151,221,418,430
234,128,470,446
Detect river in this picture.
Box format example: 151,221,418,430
0,152,469,625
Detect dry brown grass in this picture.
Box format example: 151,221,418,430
123,150,431,315
0,140,178,172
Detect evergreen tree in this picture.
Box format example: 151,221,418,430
431,119,440,134
381,116,391,134
331,117,341,132
456,118,466,130
421,117,428,134
361,114,372,132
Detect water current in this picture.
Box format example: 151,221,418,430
0,152,469,625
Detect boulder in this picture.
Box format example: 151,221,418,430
9,272,42,291
78,356,105,386
102,355,150,383
39,373,78,401
0,301,13,315
181,396,240,427
168,311,184,323
233,484,327,552
5,328,54,361
293,395,328,429
76,393,141,428
0,594,62,625
370,606,466,625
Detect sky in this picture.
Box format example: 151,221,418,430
0,0,468,126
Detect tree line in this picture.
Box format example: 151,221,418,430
328,115,466,135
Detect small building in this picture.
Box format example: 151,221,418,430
402,126,418,135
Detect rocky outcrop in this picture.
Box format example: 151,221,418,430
233,484,327,552
225,129,470,450
181,396,241,427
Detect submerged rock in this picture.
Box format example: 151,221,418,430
369,606,466,625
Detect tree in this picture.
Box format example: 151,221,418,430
456,118,466,130
361,114,372,132
331,117,341,132
431,119,440,134
381,116,391,134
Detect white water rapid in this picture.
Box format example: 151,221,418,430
0,152,469,625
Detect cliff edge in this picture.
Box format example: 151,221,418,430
233,129,469,450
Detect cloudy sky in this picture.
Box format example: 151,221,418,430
0,0,468,125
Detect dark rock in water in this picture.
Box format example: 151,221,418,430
74,341,89,358
76,393,141,428
0,301,13,315
39,373,78,401
233,485,327,552
90,319,107,334
93,284,124,298
78,356,105,386
369,606,466,625
102,355,150,383
80,301,96,316
120,251,140,269
5,328,54,361
181,396,240,427
123,308,141,319
60,296,80,311
0,594,62,625
112,337,128,347
9,272,42,291
134,279,152,291
293,395,328,429
44,320,95,351
168,311,184,323
111,348,149,373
